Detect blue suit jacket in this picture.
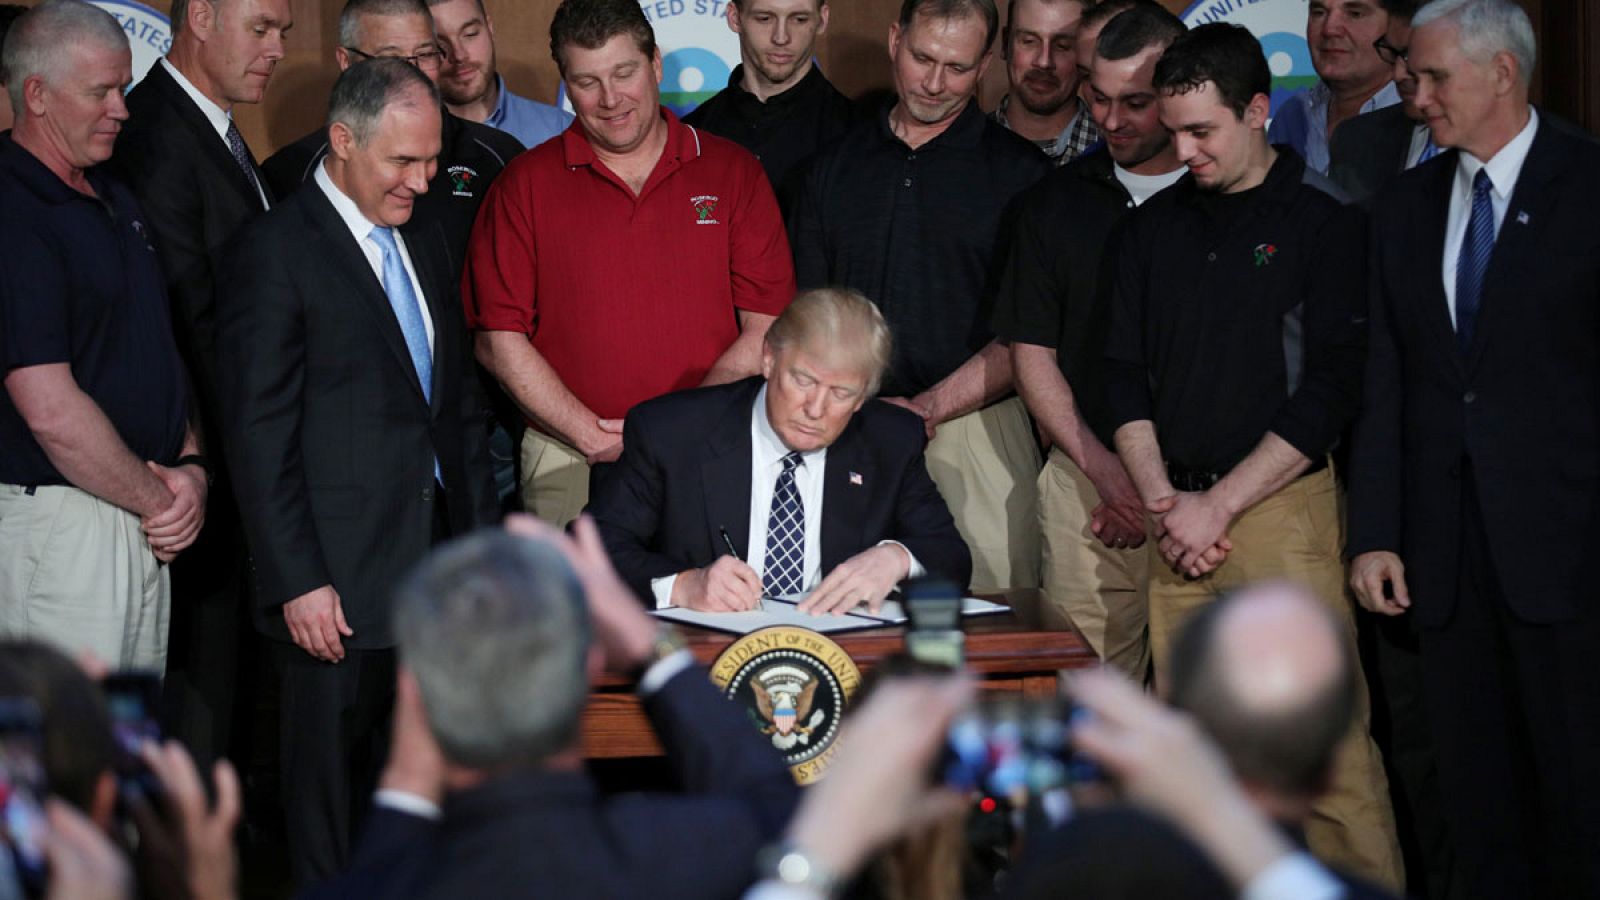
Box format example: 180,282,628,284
588,377,973,603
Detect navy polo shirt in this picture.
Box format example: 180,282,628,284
0,134,188,486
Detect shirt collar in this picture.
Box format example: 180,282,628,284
1305,79,1401,118
485,73,512,130
0,133,109,205
751,383,827,469
994,93,1086,157
160,58,232,141
725,63,825,109
1455,107,1538,204
313,157,385,244
561,106,699,168
877,97,986,150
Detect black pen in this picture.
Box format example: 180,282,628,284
718,526,741,559
718,527,773,608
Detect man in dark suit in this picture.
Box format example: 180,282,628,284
263,0,526,514
1328,0,1434,206
1346,0,1600,895
590,288,972,615
216,58,496,887
110,0,290,764
305,517,799,900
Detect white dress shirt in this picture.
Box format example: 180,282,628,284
159,58,271,209
1440,109,1538,327
313,160,435,354
651,386,924,608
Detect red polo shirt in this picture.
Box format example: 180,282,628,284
463,108,795,421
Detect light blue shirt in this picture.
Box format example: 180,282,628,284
484,75,572,151
1268,80,1401,174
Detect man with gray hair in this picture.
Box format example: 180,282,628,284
262,0,521,271
305,516,799,898
591,287,972,614
0,0,203,671
216,57,498,885
1347,0,1600,893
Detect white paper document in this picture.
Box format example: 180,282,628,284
650,594,1010,636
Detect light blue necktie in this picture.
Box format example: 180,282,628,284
763,452,806,596
369,226,440,481
1454,169,1494,353
1417,132,1441,164
368,226,433,403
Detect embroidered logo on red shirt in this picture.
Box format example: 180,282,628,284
691,194,720,225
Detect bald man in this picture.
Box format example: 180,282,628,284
1167,582,1400,892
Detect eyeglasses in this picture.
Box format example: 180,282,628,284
343,44,445,70
1373,34,1408,66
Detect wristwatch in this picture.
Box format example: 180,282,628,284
756,842,840,898
639,622,687,671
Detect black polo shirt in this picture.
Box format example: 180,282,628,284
0,135,189,485
790,100,1051,398
1103,149,1366,473
261,109,524,274
684,64,860,212
991,148,1145,449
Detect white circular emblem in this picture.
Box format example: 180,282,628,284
557,0,742,117
1179,0,1317,119
91,0,173,88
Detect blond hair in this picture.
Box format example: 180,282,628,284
765,287,894,396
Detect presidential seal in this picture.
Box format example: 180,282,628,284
710,626,861,784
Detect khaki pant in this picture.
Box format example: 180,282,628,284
519,428,590,528
924,396,1041,592
1147,467,1404,891
1038,448,1149,680
0,484,169,671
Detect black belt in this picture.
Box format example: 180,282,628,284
1166,456,1328,493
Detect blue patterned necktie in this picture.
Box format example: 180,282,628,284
225,120,266,208
1454,169,1495,353
368,226,433,402
763,452,806,596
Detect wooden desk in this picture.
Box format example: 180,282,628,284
580,589,1098,758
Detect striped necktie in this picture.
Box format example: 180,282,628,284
1454,169,1495,352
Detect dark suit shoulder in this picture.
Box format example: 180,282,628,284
450,113,525,170
261,127,329,198
1330,103,1411,156
627,379,762,436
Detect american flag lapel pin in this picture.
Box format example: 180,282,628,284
849,471,864,486
1516,211,1530,225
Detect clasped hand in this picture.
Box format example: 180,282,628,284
1151,491,1233,579
141,461,207,562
